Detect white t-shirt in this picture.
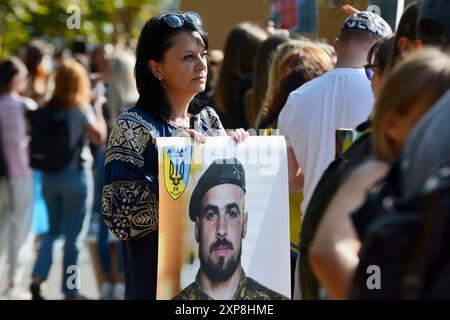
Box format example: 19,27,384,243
278,68,374,215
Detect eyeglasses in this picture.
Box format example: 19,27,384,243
364,64,383,81
161,12,202,29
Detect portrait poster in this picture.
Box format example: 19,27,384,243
156,136,290,300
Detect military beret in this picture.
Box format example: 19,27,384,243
189,158,246,221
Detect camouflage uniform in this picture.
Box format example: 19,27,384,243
173,268,289,300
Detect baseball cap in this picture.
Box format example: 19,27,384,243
418,0,450,40
189,158,246,222
341,11,393,38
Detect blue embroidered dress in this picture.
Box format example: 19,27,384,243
102,105,225,299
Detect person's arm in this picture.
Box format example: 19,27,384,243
102,113,158,240
0,106,25,175
277,94,304,195
84,103,108,145
342,4,360,15
308,160,389,299
287,147,304,194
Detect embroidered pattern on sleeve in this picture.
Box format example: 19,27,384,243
105,111,157,167
102,180,159,240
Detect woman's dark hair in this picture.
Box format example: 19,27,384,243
23,40,45,76
387,0,421,70
213,23,267,114
134,12,209,119
0,57,26,94
247,34,289,128
367,36,395,75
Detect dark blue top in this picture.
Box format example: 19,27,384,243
102,105,225,299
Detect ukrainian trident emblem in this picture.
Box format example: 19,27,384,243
163,146,192,200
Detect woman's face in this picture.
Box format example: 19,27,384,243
371,58,384,98
384,95,433,155
152,31,208,99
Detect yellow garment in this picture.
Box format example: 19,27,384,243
289,192,302,255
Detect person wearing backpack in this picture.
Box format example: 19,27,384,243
0,57,36,300
309,49,450,299
29,58,107,300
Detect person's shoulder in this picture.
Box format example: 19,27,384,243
172,282,200,300
0,94,34,112
106,106,160,167
14,95,38,111
195,106,226,136
245,277,290,300
198,106,222,123
117,106,160,135
329,68,370,87
282,74,326,113
74,103,94,118
277,88,310,127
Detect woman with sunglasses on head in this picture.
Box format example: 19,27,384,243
102,12,247,300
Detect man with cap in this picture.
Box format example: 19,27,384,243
277,11,392,299
173,158,288,300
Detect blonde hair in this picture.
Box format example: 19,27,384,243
253,39,312,128
266,39,311,98
279,46,333,79
107,52,139,123
373,48,450,161
47,58,91,109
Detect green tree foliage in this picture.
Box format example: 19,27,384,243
0,0,164,58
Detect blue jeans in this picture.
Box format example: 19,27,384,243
32,167,93,297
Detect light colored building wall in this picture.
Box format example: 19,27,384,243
180,0,271,51
317,0,369,43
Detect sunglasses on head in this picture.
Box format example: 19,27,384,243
160,12,202,29
364,63,383,81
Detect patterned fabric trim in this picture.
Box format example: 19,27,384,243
102,180,158,240
105,111,157,167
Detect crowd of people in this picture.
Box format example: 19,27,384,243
0,37,135,300
1,0,450,300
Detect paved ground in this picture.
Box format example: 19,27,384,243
0,236,100,300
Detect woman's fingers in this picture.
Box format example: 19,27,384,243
175,129,191,138
228,130,237,139
175,129,206,143
237,128,249,142
177,128,249,144
228,128,248,143
192,130,206,144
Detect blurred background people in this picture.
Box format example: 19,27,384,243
244,34,289,128
0,57,36,300
310,48,450,300
213,22,267,129
29,58,107,300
